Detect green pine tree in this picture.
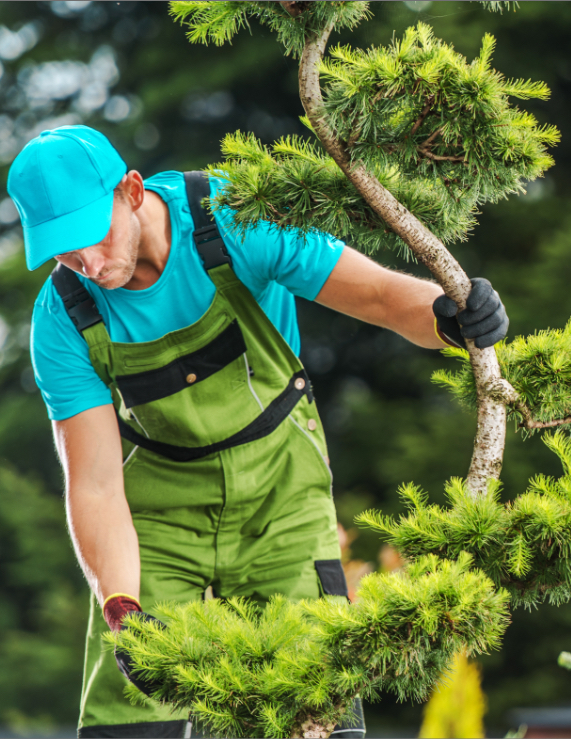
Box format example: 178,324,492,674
107,3,571,736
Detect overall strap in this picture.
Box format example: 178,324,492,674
51,263,103,333
183,171,232,271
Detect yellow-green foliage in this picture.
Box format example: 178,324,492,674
321,23,558,198
169,1,371,59
169,6,556,259
419,651,486,739
199,22,557,260
359,431,571,608
433,320,571,433
206,132,477,258
107,555,509,739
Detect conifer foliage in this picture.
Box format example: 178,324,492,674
108,555,509,739
359,431,571,609
433,322,571,432
106,3,568,737
200,21,557,259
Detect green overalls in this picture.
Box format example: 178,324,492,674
52,173,360,739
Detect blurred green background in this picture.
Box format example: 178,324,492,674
1,1,571,736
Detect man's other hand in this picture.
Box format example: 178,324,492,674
433,278,509,349
114,611,167,697
104,593,166,697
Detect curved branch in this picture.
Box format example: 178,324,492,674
298,22,510,495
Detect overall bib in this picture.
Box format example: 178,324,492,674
52,173,364,739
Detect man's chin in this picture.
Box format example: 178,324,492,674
91,275,125,290
92,272,127,290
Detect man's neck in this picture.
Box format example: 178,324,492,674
124,190,172,290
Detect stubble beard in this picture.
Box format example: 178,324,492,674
92,225,139,290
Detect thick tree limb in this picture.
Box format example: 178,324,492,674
298,21,512,496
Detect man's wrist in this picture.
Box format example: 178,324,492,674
103,593,142,632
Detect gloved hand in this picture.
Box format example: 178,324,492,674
104,594,166,697
433,277,509,349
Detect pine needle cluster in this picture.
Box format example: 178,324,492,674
321,23,558,204
169,1,371,60
206,132,475,258
200,24,557,259
169,4,556,258
106,556,509,739
433,321,571,433
359,431,571,608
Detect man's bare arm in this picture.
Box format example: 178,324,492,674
315,246,445,349
53,404,140,607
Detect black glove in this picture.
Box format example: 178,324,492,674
433,277,509,349
115,612,166,697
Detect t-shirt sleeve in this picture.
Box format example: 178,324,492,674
210,176,345,301
31,280,113,421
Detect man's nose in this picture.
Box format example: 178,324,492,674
78,248,105,278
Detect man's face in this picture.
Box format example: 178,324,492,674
55,189,141,290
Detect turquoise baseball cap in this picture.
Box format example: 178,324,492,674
7,125,127,270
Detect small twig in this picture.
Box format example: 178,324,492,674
371,89,385,105
419,149,467,163
267,201,290,221
479,379,571,431
419,126,443,149
520,415,571,430
410,95,435,137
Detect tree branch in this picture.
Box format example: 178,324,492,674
410,95,435,137
419,126,443,149
420,149,467,163
521,416,571,430
279,1,310,18
297,21,507,496
485,380,571,431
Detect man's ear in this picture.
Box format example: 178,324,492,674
122,170,145,212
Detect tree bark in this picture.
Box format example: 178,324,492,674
297,20,510,495
278,1,311,18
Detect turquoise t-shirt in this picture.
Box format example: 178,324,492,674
31,171,345,421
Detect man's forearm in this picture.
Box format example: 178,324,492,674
357,269,445,349
53,405,141,609
67,483,141,607
316,247,445,349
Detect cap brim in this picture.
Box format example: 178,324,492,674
24,189,115,270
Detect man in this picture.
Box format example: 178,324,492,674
8,125,507,739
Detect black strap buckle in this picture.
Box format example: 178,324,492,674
192,225,233,270
66,296,103,332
